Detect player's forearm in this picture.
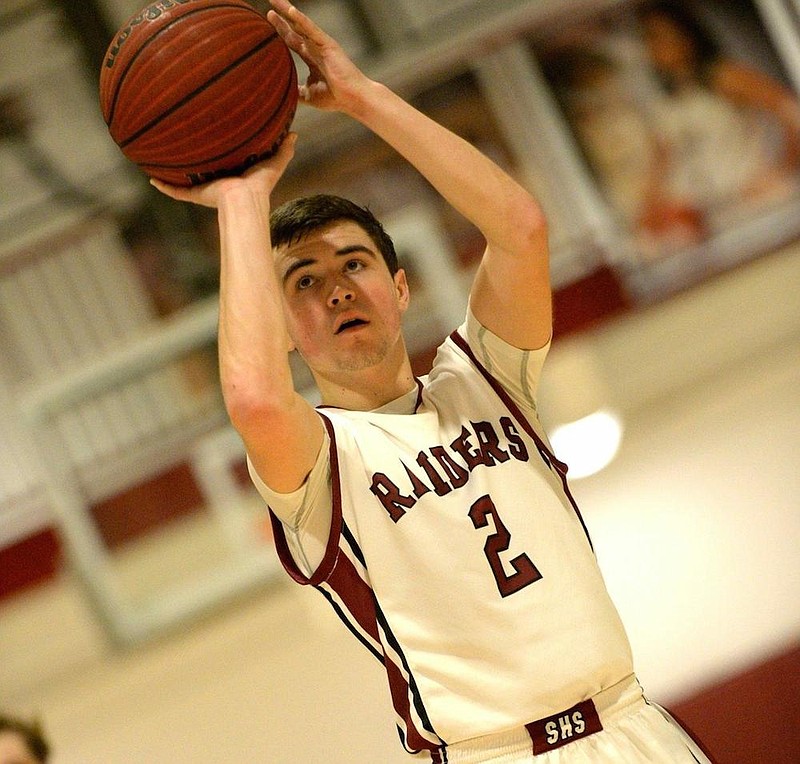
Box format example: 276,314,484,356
216,186,295,418
347,80,547,255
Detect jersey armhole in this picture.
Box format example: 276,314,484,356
270,411,343,586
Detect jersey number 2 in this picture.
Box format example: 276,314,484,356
468,494,542,597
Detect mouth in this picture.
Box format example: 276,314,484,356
335,317,369,334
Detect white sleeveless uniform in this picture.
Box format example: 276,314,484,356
251,319,711,762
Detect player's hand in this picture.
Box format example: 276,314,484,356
267,0,371,115
149,132,298,208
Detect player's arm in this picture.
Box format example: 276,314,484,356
268,0,552,350
151,136,324,494
360,94,552,351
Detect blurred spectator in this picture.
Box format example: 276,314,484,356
543,44,706,254
0,714,49,764
638,1,800,231
542,1,800,261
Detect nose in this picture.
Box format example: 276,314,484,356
328,283,354,307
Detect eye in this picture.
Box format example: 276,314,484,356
296,274,315,290
344,259,365,273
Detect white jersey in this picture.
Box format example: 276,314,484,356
263,327,634,757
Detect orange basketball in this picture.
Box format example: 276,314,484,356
99,0,298,186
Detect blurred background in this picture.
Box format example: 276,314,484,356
0,0,798,761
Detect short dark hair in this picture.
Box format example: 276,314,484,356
0,713,50,762
270,194,399,275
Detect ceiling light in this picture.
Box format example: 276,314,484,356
549,409,623,479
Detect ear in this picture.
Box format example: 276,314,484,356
393,268,410,313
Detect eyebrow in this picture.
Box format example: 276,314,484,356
281,244,378,285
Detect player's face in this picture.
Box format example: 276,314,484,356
274,221,410,375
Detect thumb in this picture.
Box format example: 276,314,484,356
255,131,297,177
277,131,298,161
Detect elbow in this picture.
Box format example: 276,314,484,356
222,375,287,437
510,195,549,255
224,388,258,434
518,195,548,239
224,387,264,438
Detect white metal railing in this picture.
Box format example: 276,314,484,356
18,295,280,647
0,216,279,646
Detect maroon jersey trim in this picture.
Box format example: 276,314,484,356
267,411,344,585
448,330,594,550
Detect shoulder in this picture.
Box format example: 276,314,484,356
428,308,550,413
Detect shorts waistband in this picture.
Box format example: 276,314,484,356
579,673,642,718
432,674,644,763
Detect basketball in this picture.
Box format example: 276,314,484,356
99,0,298,186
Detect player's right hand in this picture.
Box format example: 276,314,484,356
149,132,297,208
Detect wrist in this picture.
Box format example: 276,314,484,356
217,183,271,225
343,78,391,123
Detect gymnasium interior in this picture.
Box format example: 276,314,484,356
1,0,798,761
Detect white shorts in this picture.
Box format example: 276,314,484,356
425,676,712,763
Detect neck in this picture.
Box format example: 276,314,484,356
314,341,416,411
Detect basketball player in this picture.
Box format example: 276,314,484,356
151,0,714,760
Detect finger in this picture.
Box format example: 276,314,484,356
149,177,219,207
273,131,298,170
269,0,327,47
268,0,293,16
267,11,311,57
149,177,188,200
266,9,295,43
276,130,298,157
241,132,297,183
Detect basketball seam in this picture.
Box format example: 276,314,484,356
105,2,267,130
139,56,295,170
118,31,279,149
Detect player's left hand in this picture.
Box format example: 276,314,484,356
267,0,371,115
